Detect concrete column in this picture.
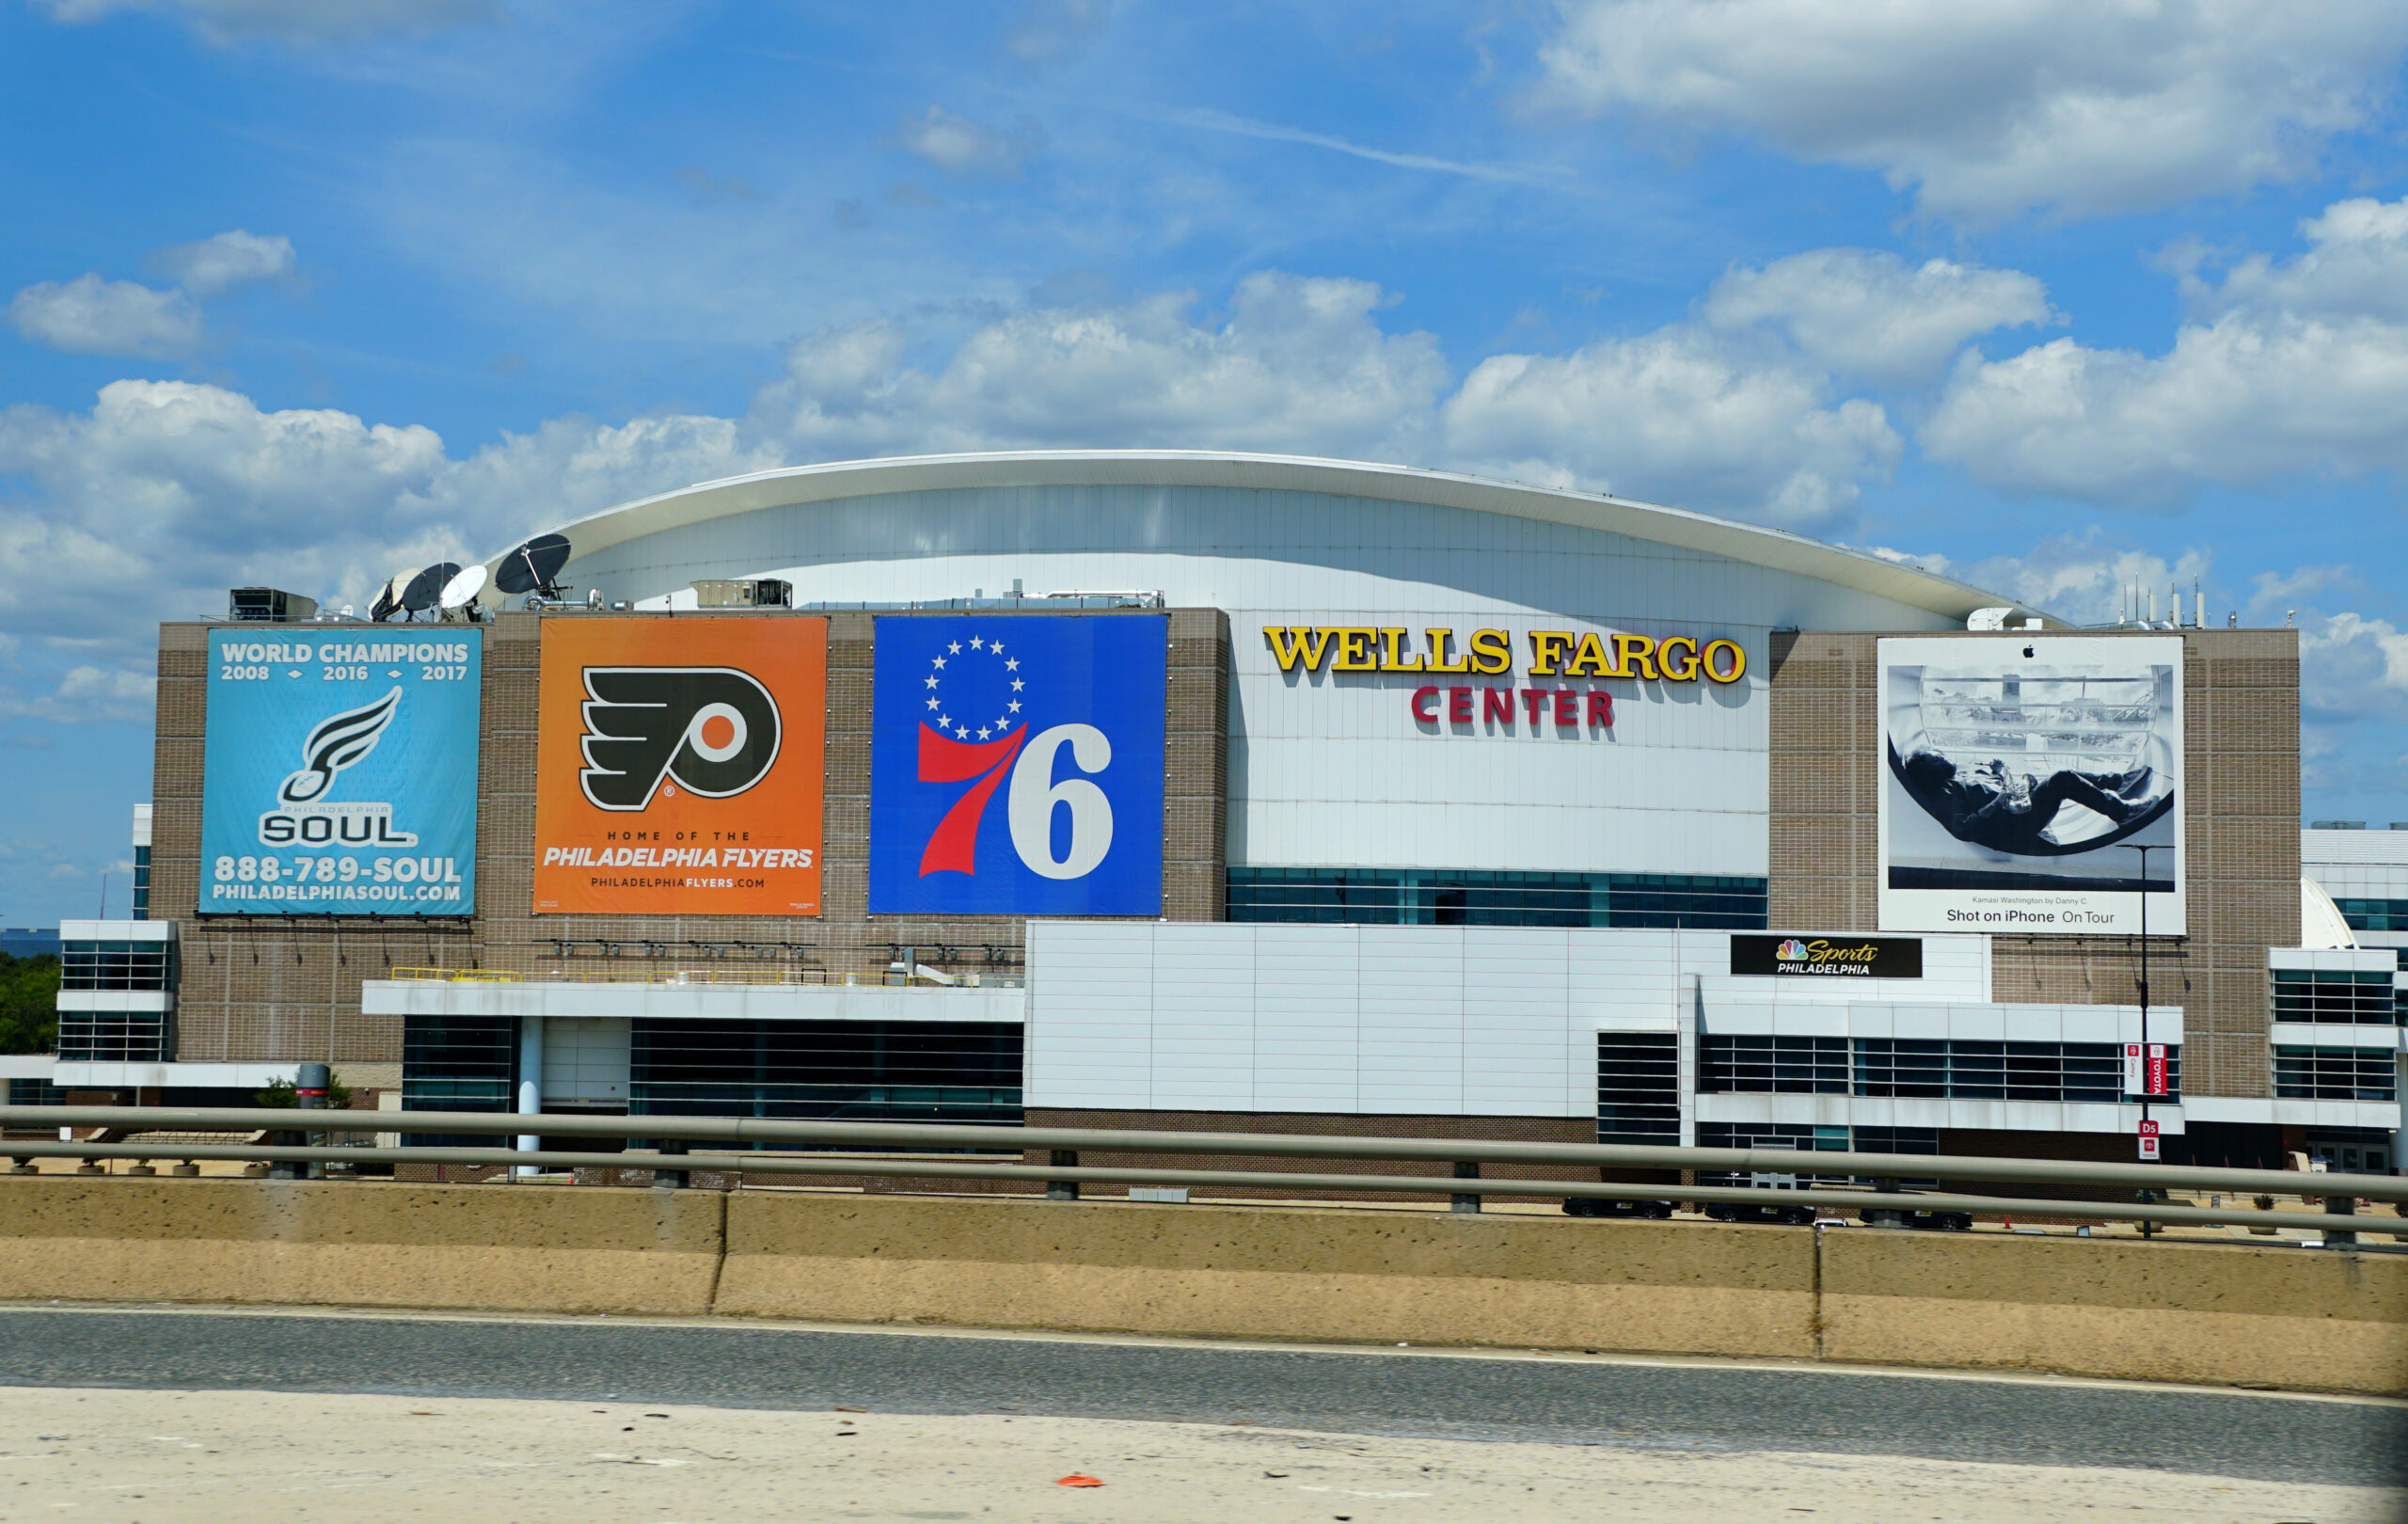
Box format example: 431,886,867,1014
515,1016,543,1178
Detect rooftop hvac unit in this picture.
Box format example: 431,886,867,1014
228,587,318,623
692,578,794,609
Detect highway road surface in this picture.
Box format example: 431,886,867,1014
0,1305,2400,1522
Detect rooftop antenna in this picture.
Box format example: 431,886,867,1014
494,532,571,604
368,572,410,624
400,563,462,622
438,564,488,622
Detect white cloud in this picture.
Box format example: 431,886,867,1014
2300,611,2408,723
409,410,773,552
1006,0,1111,65
0,666,160,724
894,106,1046,178
0,259,2055,669
1533,0,2408,219
149,230,295,295
1922,194,2408,506
1941,533,2215,627
1703,249,2053,386
754,271,1450,465
8,275,199,357
0,380,452,650
1441,329,1898,527
34,0,497,45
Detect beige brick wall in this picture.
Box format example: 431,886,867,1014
153,608,1231,1067
1766,628,2300,1099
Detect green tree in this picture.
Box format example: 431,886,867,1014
254,1074,356,1109
0,952,58,1056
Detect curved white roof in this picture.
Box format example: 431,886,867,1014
494,451,2047,625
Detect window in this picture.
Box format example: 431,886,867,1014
1850,1127,1941,1158
131,846,151,920
1851,1040,2151,1102
1699,1034,1849,1093
2272,969,2400,1025
55,1012,169,1061
401,1013,518,1147
1224,868,1406,924
2273,1046,2398,1102
58,940,172,992
2332,898,2408,933
1226,868,1767,929
1596,1033,1679,1146
630,1020,1022,1129
1604,875,1767,930
1696,1038,2168,1101
5,1078,60,1106
1694,1123,1935,1187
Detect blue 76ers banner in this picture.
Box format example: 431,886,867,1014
868,614,1164,915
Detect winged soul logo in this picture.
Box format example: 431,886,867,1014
578,666,782,811
258,687,418,847
278,688,401,803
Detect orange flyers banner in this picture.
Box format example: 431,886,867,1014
532,617,826,916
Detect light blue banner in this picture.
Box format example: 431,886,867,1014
199,628,483,915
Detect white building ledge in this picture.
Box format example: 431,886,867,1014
361,978,1028,1024
2184,1095,2400,1129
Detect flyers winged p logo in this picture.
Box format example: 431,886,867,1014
278,687,401,804
578,666,782,811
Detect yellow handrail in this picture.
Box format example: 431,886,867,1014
388,967,520,983
384,966,842,987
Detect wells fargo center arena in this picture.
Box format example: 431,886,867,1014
19,452,2400,1178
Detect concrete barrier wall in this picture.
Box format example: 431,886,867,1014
0,1179,724,1316
716,1194,1817,1357
1,1179,2400,1395
1821,1229,2408,1393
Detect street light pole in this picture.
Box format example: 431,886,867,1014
2127,842,2158,1129
2126,841,2164,1232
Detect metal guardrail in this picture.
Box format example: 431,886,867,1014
1,1106,2400,1240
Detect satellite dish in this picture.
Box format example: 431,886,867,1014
368,574,406,623
440,564,488,610
401,562,462,614
494,532,571,595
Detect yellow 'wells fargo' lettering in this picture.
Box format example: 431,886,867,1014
1262,624,1747,684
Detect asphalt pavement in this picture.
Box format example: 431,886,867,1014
0,1306,2399,1491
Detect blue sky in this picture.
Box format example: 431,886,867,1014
2,0,2406,923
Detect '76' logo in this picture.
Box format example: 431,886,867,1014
914,635,1114,879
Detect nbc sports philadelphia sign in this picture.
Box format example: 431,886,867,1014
1730,935,1923,979
198,629,483,915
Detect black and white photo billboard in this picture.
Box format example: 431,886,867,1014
1877,635,2182,936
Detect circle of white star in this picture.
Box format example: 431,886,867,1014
922,632,1026,741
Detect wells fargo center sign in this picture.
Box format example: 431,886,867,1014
1263,623,1747,730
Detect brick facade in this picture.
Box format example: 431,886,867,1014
152,607,1231,1069
1766,627,2301,1099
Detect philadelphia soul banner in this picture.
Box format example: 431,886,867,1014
869,613,1165,915
1877,634,2184,936
198,627,483,914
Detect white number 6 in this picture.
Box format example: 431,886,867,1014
1007,723,1115,880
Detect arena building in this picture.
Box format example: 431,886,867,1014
16,452,2400,1176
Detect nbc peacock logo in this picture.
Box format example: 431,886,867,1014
1777,937,1809,960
